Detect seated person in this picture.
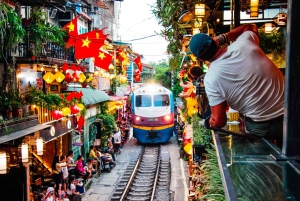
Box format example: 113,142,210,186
67,175,82,201
85,159,97,175
75,155,90,183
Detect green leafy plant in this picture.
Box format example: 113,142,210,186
198,146,226,201
192,114,212,149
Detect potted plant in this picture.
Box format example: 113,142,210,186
192,114,212,159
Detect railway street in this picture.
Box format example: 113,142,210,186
82,132,188,201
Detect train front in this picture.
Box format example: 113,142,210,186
131,84,174,144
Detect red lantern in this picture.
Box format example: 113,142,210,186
76,65,81,71
77,115,85,130
62,63,69,72
65,73,73,83
81,66,86,72
51,110,62,120
70,105,80,114
71,64,77,71
72,73,78,82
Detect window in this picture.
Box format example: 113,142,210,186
153,95,169,107
136,95,152,107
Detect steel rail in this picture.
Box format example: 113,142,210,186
150,145,161,201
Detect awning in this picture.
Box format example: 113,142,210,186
0,124,52,144
68,88,110,105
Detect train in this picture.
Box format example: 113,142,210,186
131,83,174,144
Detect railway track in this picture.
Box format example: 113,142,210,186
110,145,171,201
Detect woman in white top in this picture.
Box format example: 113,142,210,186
68,175,82,201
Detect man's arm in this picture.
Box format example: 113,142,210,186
226,24,259,41
209,101,227,128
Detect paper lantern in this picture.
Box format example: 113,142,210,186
51,110,62,120
18,143,31,163
43,72,55,84
75,103,84,111
54,71,65,83
36,137,45,156
188,107,198,117
0,151,10,174
62,107,71,116
77,115,85,130
71,64,77,71
62,63,69,72
86,75,93,83
78,73,86,83
65,73,73,83
195,3,205,18
184,143,192,155
70,105,80,114
72,73,78,82
186,97,198,109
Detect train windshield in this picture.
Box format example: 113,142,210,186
153,94,169,107
135,95,152,107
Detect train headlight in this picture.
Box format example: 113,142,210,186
136,116,141,121
164,115,171,121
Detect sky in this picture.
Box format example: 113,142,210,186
118,0,170,64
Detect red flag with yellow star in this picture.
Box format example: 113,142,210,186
134,56,143,72
74,30,107,59
94,50,113,70
62,15,81,48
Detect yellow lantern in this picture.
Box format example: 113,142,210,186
62,107,71,116
78,73,86,83
86,75,93,83
184,143,193,155
43,72,55,84
75,103,85,111
188,107,198,117
186,97,198,109
54,71,65,83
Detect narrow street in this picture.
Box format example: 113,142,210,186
82,132,188,201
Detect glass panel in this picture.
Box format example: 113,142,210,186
153,94,169,107
216,131,300,201
135,95,152,107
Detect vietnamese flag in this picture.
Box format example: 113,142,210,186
74,30,107,59
134,56,142,72
134,73,141,82
94,50,113,70
62,15,81,48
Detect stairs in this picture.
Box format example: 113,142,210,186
32,151,52,175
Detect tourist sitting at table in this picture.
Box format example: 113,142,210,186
75,155,90,183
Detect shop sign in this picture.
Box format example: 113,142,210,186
40,117,76,142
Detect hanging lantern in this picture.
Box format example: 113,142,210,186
0,151,10,174
55,71,65,83
195,3,205,18
77,115,85,130
62,63,69,72
72,73,78,82
75,103,84,111
78,73,86,83
81,66,86,73
71,64,77,71
65,73,73,83
18,143,31,163
62,107,71,116
43,72,55,84
70,105,80,114
86,75,93,83
250,0,259,18
51,110,62,120
264,23,273,33
184,142,193,155
35,137,45,156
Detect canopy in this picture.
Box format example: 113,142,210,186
68,88,110,105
